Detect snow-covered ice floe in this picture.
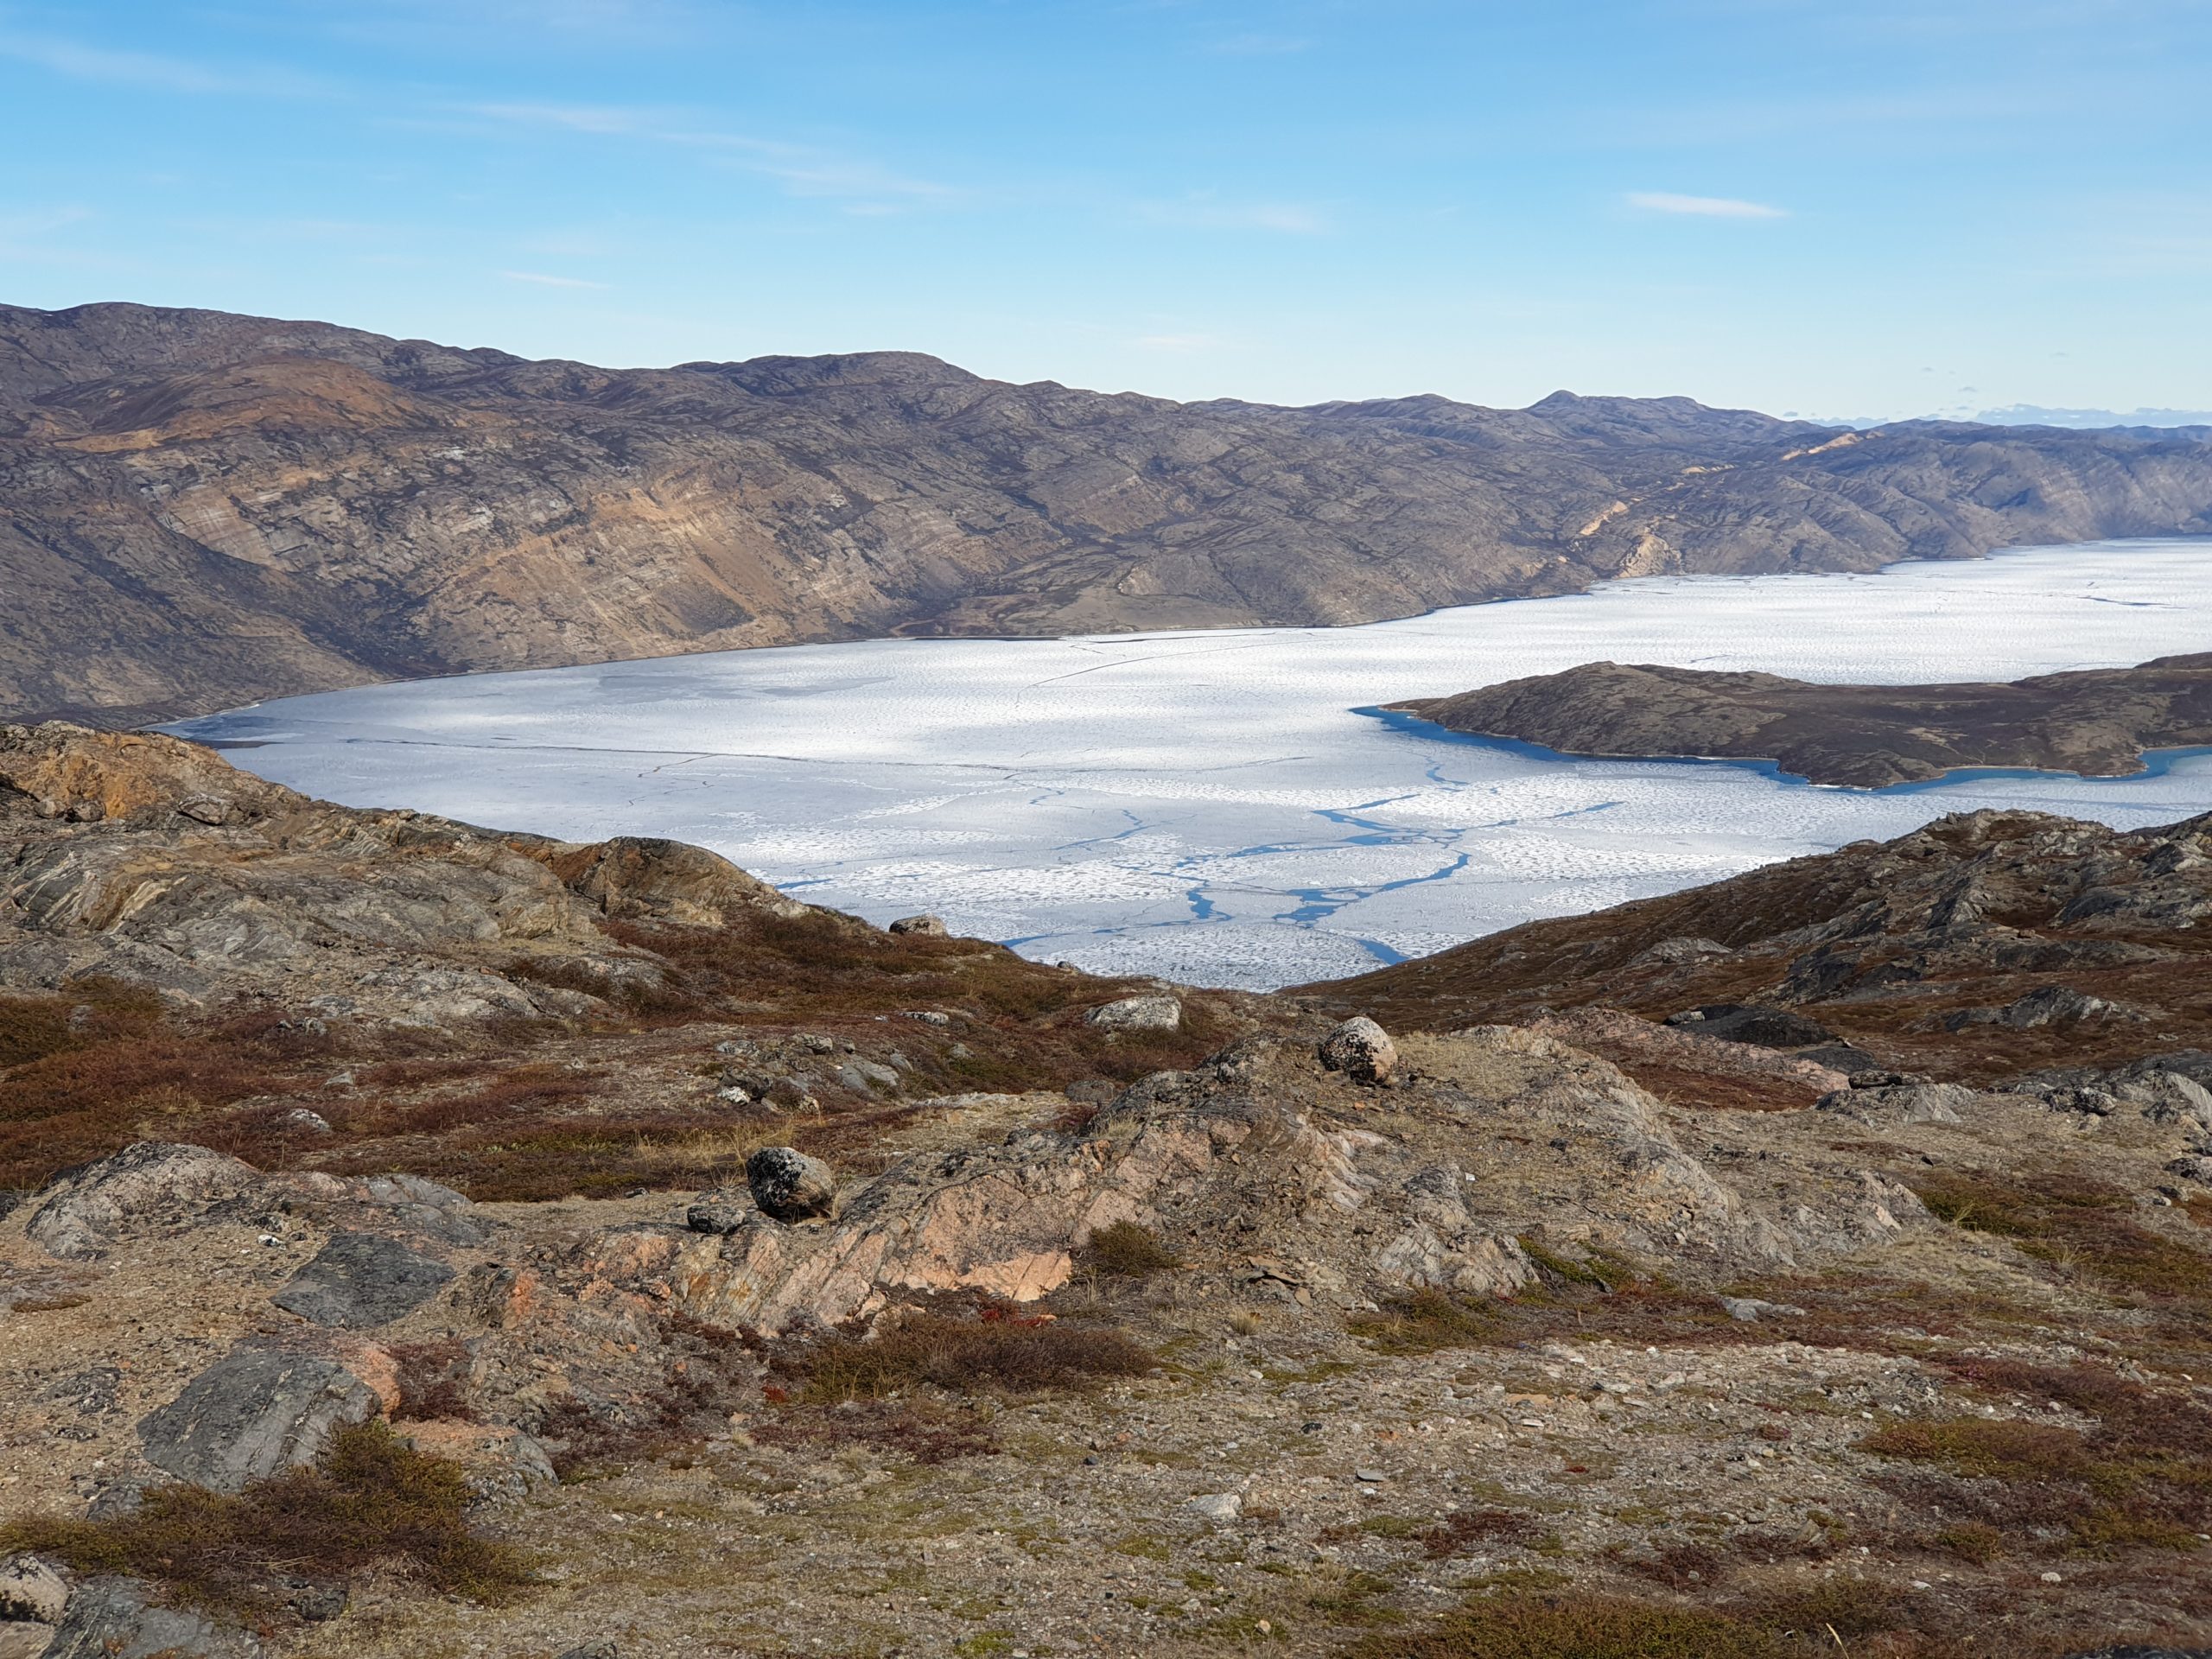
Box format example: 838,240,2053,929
168,538,2212,989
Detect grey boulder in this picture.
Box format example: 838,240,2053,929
0,1553,69,1624
686,1192,753,1235
1815,1082,1976,1126
27,1142,264,1261
270,1231,455,1328
2120,1070,2212,1127
1945,985,2146,1031
38,1575,262,1658
138,1349,380,1493
1085,995,1183,1033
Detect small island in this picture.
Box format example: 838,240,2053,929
1384,652,2212,788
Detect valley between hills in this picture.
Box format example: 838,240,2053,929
8,302,2212,1659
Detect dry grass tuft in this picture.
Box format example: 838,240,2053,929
779,1309,1156,1402
753,1398,1001,1464
0,1001,312,1188
1338,1592,1777,1659
390,1338,477,1422
1347,1287,1503,1354
1420,1508,1542,1560
1913,1167,2212,1313
0,1421,530,1615
1862,1363,2212,1555
1078,1220,1182,1278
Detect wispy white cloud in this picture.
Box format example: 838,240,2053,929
0,31,330,97
0,205,95,238
469,99,645,136
1139,195,1328,234
1207,33,1311,55
0,205,112,268
464,101,957,207
1135,333,1223,352
502,270,610,289
1626,191,1789,219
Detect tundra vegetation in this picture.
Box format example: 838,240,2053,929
3,723,2212,1656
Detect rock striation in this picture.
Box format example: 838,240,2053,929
1387,652,2212,788
5,301,2211,725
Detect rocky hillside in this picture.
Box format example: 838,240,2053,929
7,300,2212,726
1306,804,2212,1095
1387,652,2212,787
7,727,2212,1654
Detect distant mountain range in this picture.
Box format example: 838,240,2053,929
1973,404,2212,430
4,300,2211,727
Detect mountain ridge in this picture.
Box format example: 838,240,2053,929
6,299,2212,727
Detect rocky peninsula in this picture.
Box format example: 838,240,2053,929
1386,651,2212,787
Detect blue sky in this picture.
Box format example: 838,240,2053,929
2,0,2206,417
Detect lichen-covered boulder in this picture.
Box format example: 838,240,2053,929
1318,1016,1397,1084
746,1147,838,1224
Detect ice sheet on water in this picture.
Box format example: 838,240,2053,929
168,539,2212,989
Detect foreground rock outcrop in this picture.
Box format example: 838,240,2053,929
6,301,2211,726
9,726,2212,1655
1388,652,2212,787
0,721,823,1026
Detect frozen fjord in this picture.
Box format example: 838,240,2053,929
170,538,2212,989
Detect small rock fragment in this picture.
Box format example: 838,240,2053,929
1319,1016,1397,1084
764,1077,819,1113
687,1192,753,1235
1719,1295,1806,1323
1185,1492,1242,1522
837,1058,901,1093
0,1553,70,1624
746,1147,837,1224
888,913,946,936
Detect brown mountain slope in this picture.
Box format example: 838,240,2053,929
1388,652,2212,787
6,300,2212,725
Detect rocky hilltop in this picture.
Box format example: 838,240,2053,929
7,300,2212,726
5,726,2212,1655
1387,652,2212,788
